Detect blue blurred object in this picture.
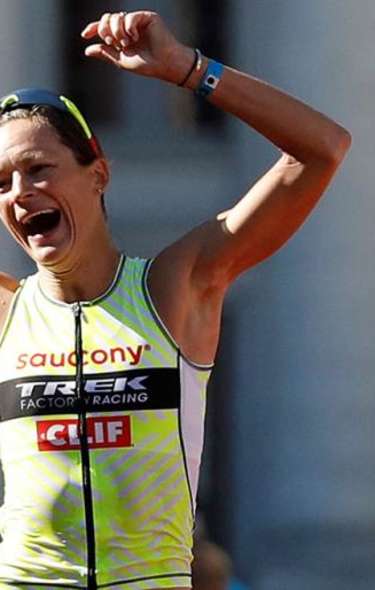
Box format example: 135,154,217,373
230,578,249,590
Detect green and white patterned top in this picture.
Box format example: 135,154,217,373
0,256,212,589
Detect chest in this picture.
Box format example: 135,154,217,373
0,300,180,424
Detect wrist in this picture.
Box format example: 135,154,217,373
177,49,202,87
184,54,209,91
162,44,196,84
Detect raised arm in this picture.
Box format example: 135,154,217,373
82,11,350,279
82,11,351,363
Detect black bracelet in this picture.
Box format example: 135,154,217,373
178,48,200,87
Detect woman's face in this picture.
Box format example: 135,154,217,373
0,117,108,270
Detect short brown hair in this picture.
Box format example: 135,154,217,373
0,105,99,166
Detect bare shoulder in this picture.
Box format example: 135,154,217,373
0,272,19,293
0,272,20,335
147,223,227,364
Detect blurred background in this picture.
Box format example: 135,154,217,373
0,1,373,589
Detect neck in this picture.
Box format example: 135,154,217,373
37,244,122,303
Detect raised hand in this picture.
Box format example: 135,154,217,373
81,11,193,84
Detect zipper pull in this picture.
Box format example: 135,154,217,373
72,302,89,323
72,302,81,319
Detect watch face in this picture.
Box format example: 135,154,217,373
207,75,220,89
196,61,224,97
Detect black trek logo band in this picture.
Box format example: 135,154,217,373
0,368,180,421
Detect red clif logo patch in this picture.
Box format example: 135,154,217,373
37,416,132,452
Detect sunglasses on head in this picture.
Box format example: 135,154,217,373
0,88,101,157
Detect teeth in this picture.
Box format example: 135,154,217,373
22,209,57,225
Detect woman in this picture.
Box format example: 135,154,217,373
0,9,350,590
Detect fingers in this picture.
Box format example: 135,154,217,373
82,12,130,49
81,11,156,47
84,43,121,67
123,12,145,43
96,12,110,42
97,12,118,47
109,13,130,48
81,21,100,39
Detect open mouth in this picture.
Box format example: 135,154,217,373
22,209,62,237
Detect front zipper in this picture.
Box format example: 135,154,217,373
72,302,97,590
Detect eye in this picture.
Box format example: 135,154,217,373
0,177,10,193
29,163,49,176
26,163,55,184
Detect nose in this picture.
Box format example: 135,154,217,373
10,171,35,204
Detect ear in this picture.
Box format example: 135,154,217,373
91,157,110,196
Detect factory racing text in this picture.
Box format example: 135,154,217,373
17,375,149,412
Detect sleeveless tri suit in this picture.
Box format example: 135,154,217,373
0,256,212,589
